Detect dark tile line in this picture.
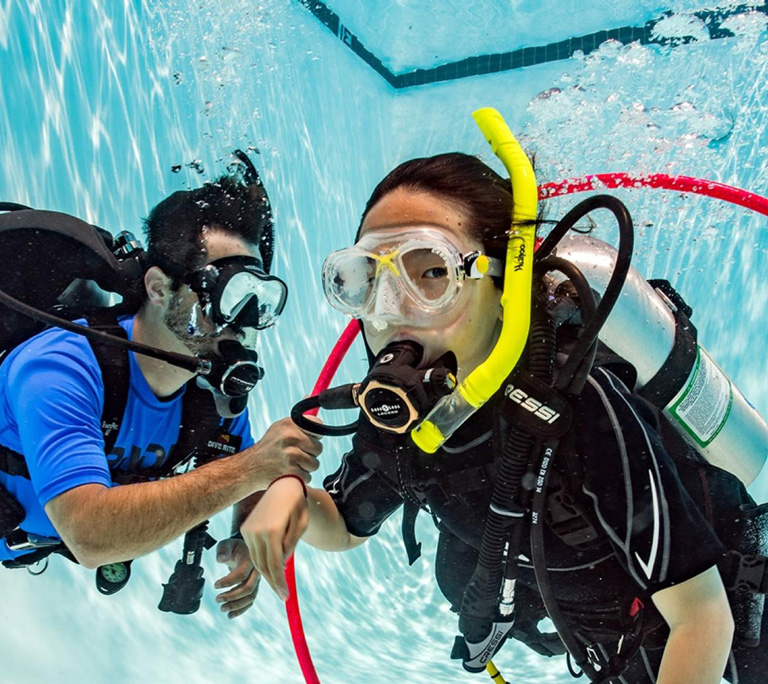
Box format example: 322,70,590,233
297,1,768,89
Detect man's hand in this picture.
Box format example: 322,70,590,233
214,538,261,619
243,418,323,490
43,419,322,570
240,477,309,600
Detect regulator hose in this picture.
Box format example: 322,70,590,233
536,255,599,395
291,388,359,437
458,304,556,643
536,195,634,394
459,217,605,656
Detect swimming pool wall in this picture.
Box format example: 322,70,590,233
1,2,767,683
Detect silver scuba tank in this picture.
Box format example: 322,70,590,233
547,233,768,486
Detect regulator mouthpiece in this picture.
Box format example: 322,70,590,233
357,341,457,434
197,339,264,418
289,340,457,437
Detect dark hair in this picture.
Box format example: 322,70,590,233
359,152,530,287
143,174,273,289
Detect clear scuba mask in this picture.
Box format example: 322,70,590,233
322,228,503,328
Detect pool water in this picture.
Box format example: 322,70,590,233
1,2,767,682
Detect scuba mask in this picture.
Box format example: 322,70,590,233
150,251,287,418
184,255,287,332
179,255,286,418
322,228,502,328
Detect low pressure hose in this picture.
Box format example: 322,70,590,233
459,305,557,643
536,255,598,395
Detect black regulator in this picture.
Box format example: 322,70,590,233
291,340,457,437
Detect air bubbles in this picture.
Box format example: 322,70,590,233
652,13,710,43
187,159,205,174
221,46,242,62
722,11,768,41
594,38,624,59
533,87,562,100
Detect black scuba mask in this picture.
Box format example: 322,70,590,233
185,255,288,331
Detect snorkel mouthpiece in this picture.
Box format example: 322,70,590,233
412,108,538,453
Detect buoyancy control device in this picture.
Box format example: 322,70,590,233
0,167,267,611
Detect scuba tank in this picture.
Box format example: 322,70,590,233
546,232,768,486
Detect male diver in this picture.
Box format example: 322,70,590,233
0,171,322,618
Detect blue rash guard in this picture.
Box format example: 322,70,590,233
0,316,254,562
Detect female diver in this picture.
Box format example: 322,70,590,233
241,152,766,684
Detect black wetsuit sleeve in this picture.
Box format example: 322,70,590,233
575,366,727,595
323,429,405,538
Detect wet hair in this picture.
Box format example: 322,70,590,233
359,152,530,288
143,174,273,291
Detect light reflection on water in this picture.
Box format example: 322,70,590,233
1,2,767,683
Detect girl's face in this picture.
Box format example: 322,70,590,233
358,188,503,380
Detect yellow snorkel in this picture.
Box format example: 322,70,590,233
411,108,538,453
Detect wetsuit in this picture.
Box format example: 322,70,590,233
324,364,767,683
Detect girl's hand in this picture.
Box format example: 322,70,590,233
240,477,308,600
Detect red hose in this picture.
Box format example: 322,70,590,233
539,172,768,216
285,320,360,684
285,172,768,683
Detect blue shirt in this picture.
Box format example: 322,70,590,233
0,316,254,561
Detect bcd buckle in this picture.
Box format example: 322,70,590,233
723,550,768,594
5,529,61,552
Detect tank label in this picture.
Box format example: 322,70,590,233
668,347,733,447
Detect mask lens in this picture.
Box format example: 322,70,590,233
324,252,376,314
219,271,286,329
400,246,453,303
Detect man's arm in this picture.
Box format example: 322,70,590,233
652,565,734,684
45,418,322,568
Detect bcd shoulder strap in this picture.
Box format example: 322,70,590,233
0,310,132,481
87,312,236,482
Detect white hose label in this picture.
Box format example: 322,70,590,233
669,347,733,447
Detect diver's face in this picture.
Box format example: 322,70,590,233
163,228,260,357
359,188,503,380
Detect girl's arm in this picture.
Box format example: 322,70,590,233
652,565,734,684
240,478,366,599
